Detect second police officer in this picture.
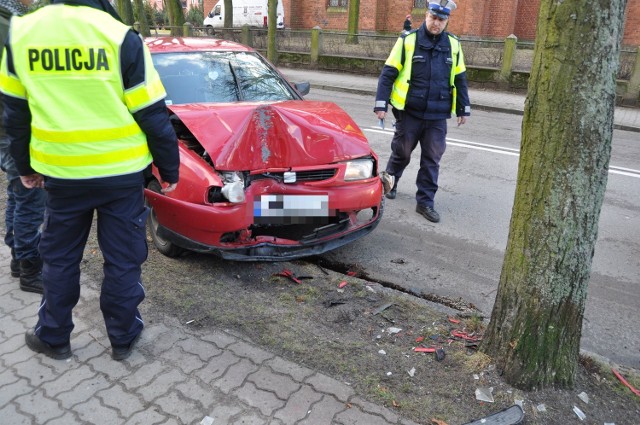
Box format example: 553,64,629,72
374,0,471,223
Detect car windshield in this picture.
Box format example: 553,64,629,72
152,51,297,104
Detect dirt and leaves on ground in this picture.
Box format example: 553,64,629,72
74,237,640,425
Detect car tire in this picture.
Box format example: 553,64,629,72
146,179,185,258
205,26,214,36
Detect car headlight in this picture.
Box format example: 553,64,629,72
344,159,374,181
221,172,245,203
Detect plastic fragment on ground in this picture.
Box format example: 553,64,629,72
612,368,640,396
372,302,393,315
414,347,436,353
339,281,348,288
577,391,589,404
473,374,480,380
475,387,494,402
200,417,214,425
388,327,402,334
386,371,392,376
461,405,524,425
435,348,446,361
408,367,416,377
536,404,546,412
378,349,386,355
573,406,586,421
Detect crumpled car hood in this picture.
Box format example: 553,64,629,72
168,101,372,170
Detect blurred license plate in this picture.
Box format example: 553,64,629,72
254,195,329,224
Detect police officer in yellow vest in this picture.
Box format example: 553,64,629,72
0,0,179,360
374,0,470,223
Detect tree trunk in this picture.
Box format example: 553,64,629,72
481,0,627,390
167,0,185,36
134,0,150,36
223,0,233,28
117,0,135,26
267,0,276,63
346,0,359,44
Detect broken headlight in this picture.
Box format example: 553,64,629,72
344,158,374,181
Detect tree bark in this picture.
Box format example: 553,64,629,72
117,0,135,26
134,0,150,36
267,0,276,63
167,0,185,36
346,0,359,44
481,0,627,390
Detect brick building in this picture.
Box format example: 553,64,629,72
198,0,639,47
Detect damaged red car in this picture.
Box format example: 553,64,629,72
144,37,384,261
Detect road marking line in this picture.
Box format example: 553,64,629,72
364,128,640,179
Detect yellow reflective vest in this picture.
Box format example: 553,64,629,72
385,31,465,115
0,4,166,179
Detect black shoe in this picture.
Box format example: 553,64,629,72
10,257,20,278
25,329,72,360
19,258,44,294
416,205,440,223
385,188,397,200
112,332,142,361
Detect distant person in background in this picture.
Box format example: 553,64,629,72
0,0,46,294
403,14,412,33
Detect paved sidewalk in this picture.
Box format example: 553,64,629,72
281,68,640,133
0,245,419,425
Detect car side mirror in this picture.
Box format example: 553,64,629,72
293,82,310,97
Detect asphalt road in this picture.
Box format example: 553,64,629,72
307,88,640,370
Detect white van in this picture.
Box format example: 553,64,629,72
203,0,284,33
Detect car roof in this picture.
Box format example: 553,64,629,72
145,37,256,54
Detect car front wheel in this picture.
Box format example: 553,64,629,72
146,179,185,258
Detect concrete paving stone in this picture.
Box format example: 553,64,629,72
120,360,170,390
138,368,186,403
176,337,222,361
0,332,28,355
229,412,270,425
298,394,348,425
350,396,400,423
97,383,146,417
45,411,85,425
273,384,324,424
9,288,41,305
137,323,171,346
72,337,109,362
335,404,395,425
88,354,135,380
0,345,38,368
213,358,260,395
13,357,59,387
152,390,202,424
120,347,148,367
227,340,275,364
200,330,237,348
73,396,124,424
0,368,20,386
38,354,78,374
0,378,35,407
0,402,31,425
174,379,225,410
247,367,300,399
56,374,111,409
305,373,355,403
9,303,38,321
205,404,243,423
159,418,180,425
14,388,67,423
3,315,29,337
234,381,286,416
142,327,188,356
40,364,95,397
264,357,316,382
159,345,205,374
1,291,27,313
124,406,167,425
197,350,242,385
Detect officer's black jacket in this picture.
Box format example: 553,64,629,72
375,22,470,120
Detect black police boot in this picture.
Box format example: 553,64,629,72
20,257,44,294
385,179,399,200
10,248,20,278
